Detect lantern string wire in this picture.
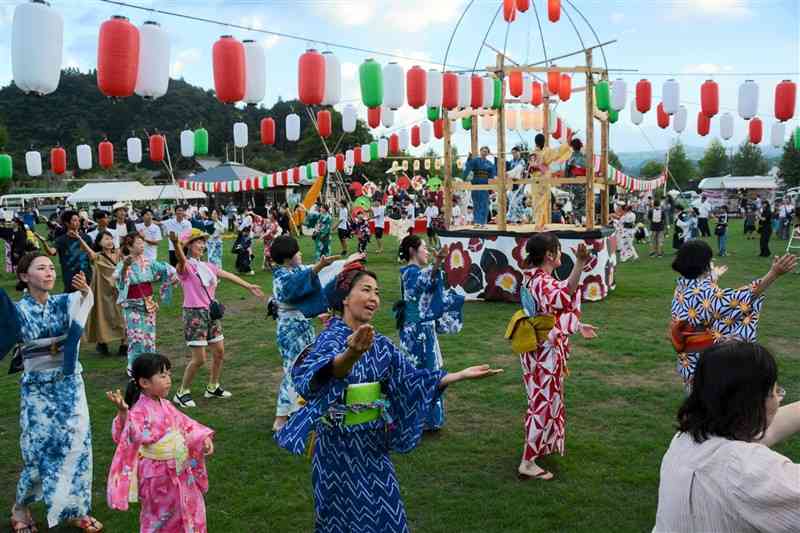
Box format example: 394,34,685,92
471,3,502,74
531,1,549,66
563,0,608,71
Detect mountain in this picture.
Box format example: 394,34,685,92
616,145,783,176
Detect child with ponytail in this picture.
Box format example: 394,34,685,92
106,353,215,532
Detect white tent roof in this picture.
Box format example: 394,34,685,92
68,182,206,204
142,185,206,201
699,176,778,190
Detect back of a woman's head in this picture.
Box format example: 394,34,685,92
678,341,777,443
125,353,172,407
672,240,712,279
271,235,300,265
525,232,560,267
399,234,422,262
570,138,583,152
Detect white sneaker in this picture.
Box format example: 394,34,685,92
205,385,232,399
173,391,196,408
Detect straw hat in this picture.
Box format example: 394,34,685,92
180,228,209,247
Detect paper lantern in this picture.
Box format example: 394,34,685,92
559,74,571,102
25,151,42,177
697,112,710,137
194,128,209,155
426,69,443,108
368,106,381,129
286,113,300,141
260,118,275,145
378,138,388,158
0,154,12,181
149,134,165,162
521,109,533,130
552,118,562,139
775,80,796,122
661,79,680,115
720,112,734,140
359,58,383,108
503,0,516,22
517,0,530,11
317,160,326,176
361,144,372,163
442,72,459,110
127,137,142,163
506,108,518,131
354,147,362,165
421,121,432,143
738,80,759,120
383,62,404,109
378,106,394,127
407,65,426,108
50,146,66,174
242,40,266,105
179,130,194,157
547,69,560,95
610,78,626,111
12,0,63,96
608,109,619,124
99,140,114,169
749,117,763,144
532,81,543,106
411,125,421,147
548,0,561,22
462,116,472,130
595,80,610,111
132,21,170,99
427,107,440,121
771,122,785,148
700,79,719,118
470,74,484,109
298,49,325,105
399,128,410,151
389,134,400,155
482,76,493,109
77,144,92,170
458,73,472,109
794,127,800,150
97,16,140,98
509,70,524,97
481,114,495,131
321,51,341,106
656,102,670,129
344,149,354,168
434,119,444,139
233,122,248,148
342,104,357,133
636,79,651,113
336,153,345,171
213,35,245,103
673,105,687,133
520,74,533,104
327,156,336,174
492,78,503,109
317,110,332,138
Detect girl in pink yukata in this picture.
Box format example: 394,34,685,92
106,353,215,533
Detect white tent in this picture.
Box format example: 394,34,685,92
142,185,206,201
67,182,206,204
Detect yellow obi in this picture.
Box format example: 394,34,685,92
505,312,556,353
128,429,189,502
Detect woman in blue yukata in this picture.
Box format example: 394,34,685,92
3,252,104,533
276,262,502,533
396,234,464,430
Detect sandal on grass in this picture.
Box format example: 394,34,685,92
517,467,555,481
69,516,104,533
10,517,38,533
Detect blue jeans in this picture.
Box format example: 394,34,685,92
718,233,727,256
471,190,489,224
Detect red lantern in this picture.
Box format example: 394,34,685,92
532,81,543,106
368,107,381,129
335,153,345,171
389,134,400,155
411,125,421,147
407,66,426,109
99,140,114,169
434,119,444,139
547,69,560,95
97,16,140,98
503,0,516,22
298,49,325,106
149,134,165,162
566,127,573,143
292,167,300,183
354,146,362,165
657,102,670,129
397,175,411,190
636,79,652,113
317,160,326,176
775,80,796,122
212,36,245,103
548,0,561,22
50,147,66,175
700,80,719,118
509,70,523,97
317,110,332,138
260,117,275,145
559,74,571,102
516,0,530,12
470,74,484,109
749,117,763,144
442,72,459,110
697,112,710,136
552,118,562,139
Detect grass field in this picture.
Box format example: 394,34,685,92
1,221,798,532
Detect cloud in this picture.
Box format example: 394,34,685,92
383,0,466,32
171,48,202,78
668,0,753,19
682,63,734,74
610,12,625,24
261,35,281,49
314,0,378,26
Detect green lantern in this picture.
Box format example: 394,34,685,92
0,154,11,181
354,195,372,209
492,78,503,109
194,128,209,156
359,59,383,108
370,142,379,160
595,81,610,112
608,108,619,124
794,127,800,150
306,163,315,179
462,116,472,131
427,107,440,121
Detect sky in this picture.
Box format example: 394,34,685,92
0,0,798,159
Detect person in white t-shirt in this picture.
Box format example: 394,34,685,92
697,195,712,237
87,209,119,249
160,205,193,266
136,208,163,262
405,201,415,221
337,200,350,255
424,203,439,245
371,203,386,253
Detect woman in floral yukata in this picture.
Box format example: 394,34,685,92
261,210,282,271
4,252,103,533
670,240,796,391
276,262,502,533
397,234,464,430
518,233,598,481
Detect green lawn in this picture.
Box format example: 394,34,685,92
1,222,798,532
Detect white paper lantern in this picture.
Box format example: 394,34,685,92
421,121,432,143
399,128,409,151
738,80,759,120
378,137,389,158
458,73,472,109
342,104,357,133
25,151,42,177
127,137,142,163
673,105,687,133
233,122,248,148
720,112,734,140
135,21,170,99
426,69,443,107
381,106,395,128
505,108,518,131
662,79,680,115
482,113,495,131
771,121,785,148
243,40,266,105
345,149,355,167
286,113,300,141
12,0,63,95
611,78,627,111
361,144,371,163
383,62,404,110
179,130,194,157
520,74,532,104
76,144,92,170
630,106,643,126
327,156,336,173
321,51,341,106
548,110,556,131
482,76,493,109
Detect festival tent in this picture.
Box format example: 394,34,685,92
67,181,206,204
698,175,777,209
189,162,269,185
142,185,206,201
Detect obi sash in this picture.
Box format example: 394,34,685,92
128,429,189,503
505,311,556,353
669,319,715,354
11,335,68,374
623,222,635,229
127,282,153,300
473,169,490,184
322,382,391,428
